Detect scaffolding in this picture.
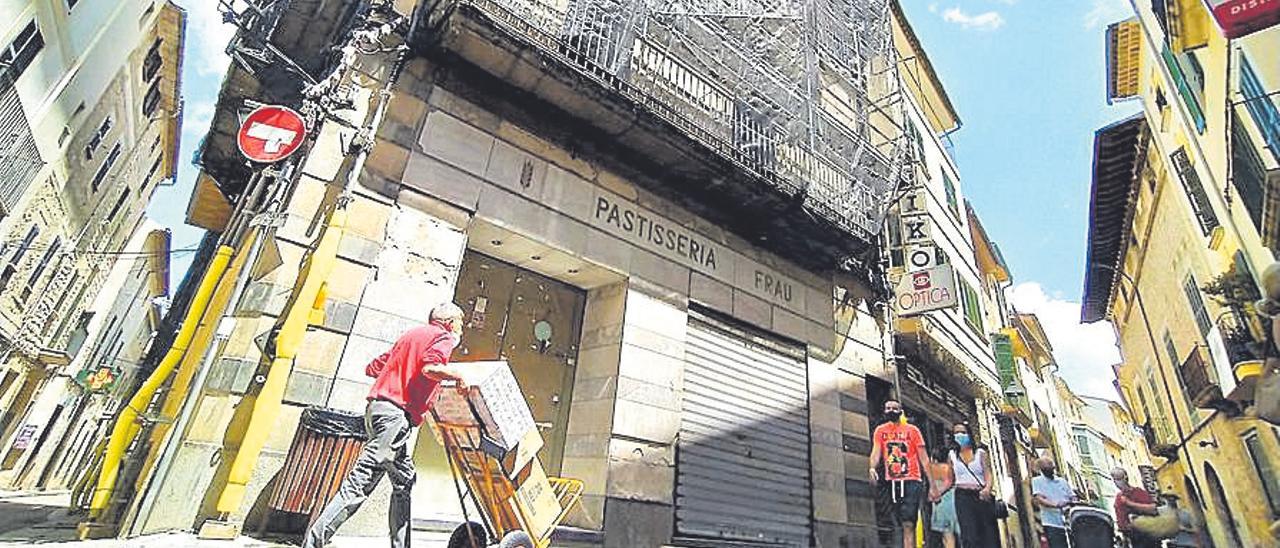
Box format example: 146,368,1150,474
460,0,911,241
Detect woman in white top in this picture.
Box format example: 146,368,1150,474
947,422,999,548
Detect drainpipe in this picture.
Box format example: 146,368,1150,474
209,48,405,519
83,245,234,521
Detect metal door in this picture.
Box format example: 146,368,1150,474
677,312,811,547
451,251,584,475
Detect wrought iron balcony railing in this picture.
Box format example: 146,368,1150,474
422,0,910,245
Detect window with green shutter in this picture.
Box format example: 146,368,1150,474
960,280,983,336
1162,45,1206,133
942,171,960,220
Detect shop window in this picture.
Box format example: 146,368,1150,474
1171,148,1218,236
1243,429,1280,517
1182,273,1212,336
0,21,44,95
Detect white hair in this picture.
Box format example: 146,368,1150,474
430,303,464,323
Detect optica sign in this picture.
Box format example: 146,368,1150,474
1204,0,1280,38
894,265,958,317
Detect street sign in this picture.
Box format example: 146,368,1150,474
1204,0,1280,38
894,265,957,317
237,105,306,163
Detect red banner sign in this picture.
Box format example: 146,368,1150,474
1205,0,1280,38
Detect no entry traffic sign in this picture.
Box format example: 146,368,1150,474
237,105,307,163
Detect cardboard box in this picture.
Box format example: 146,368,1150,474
481,427,544,479
511,460,561,541
431,360,541,477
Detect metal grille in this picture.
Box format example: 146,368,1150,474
462,0,909,239
678,316,810,547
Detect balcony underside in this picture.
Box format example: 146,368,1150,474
411,1,887,271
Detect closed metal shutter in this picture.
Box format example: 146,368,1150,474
0,74,42,215
677,313,811,547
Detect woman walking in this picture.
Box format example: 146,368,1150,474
949,423,999,548
928,447,959,548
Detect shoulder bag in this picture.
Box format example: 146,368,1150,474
956,449,1010,520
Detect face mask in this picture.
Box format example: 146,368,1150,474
954,433,971,447
1043,468,1056,478
884,410,901,422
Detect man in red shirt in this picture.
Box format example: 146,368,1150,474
1112,467,1161,548
869,399,932,548
304,303,468,548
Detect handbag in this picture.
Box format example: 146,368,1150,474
955,449,1011,520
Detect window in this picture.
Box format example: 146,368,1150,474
105,188,128,222
1243,430,1280,517
1171,148,1218,236
1164,332,1180,367
0,225,37,288
142,38,162,82
942,171,960,220
0,21,44,93
1162,45,1206,133
144,154,163,185
1231,115,1267,233
22,236,60,299
141,80,161,117
959,280,983,336
84,117,112,160
1240,55,1280,164
1183,273,1212,336
91,143,122,192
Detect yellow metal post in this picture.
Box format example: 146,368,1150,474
214,206,348,513
86,246,234,518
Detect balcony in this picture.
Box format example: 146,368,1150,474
409,0,909,267
1180,344,1222,408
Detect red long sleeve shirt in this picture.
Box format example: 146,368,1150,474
366,321,459,425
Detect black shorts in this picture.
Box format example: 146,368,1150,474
886,480,924,523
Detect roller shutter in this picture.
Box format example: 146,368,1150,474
676,313,811,547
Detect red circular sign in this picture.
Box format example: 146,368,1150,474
237,105,307,163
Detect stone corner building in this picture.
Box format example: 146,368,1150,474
105,1,923,546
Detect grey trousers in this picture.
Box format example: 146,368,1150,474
303,400,417,548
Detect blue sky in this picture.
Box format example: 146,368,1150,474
899,0,1142,398
148,0,1140,398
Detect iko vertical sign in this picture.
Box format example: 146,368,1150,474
894,265,958,317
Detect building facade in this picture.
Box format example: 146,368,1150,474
3,220,170,492
76,1,941,547
0,0,185,485
1086,3,1280,542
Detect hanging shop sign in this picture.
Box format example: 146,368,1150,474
1203,0,1280,38
894,265,958,317
75,366,118,393
237,105,307,163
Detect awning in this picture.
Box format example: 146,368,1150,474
1081,115,1149,323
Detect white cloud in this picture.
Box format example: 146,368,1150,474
1083,0,1133,29
1010,282,1122,400
183,100,216,138
941,6,1006,31
175,0,235,75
